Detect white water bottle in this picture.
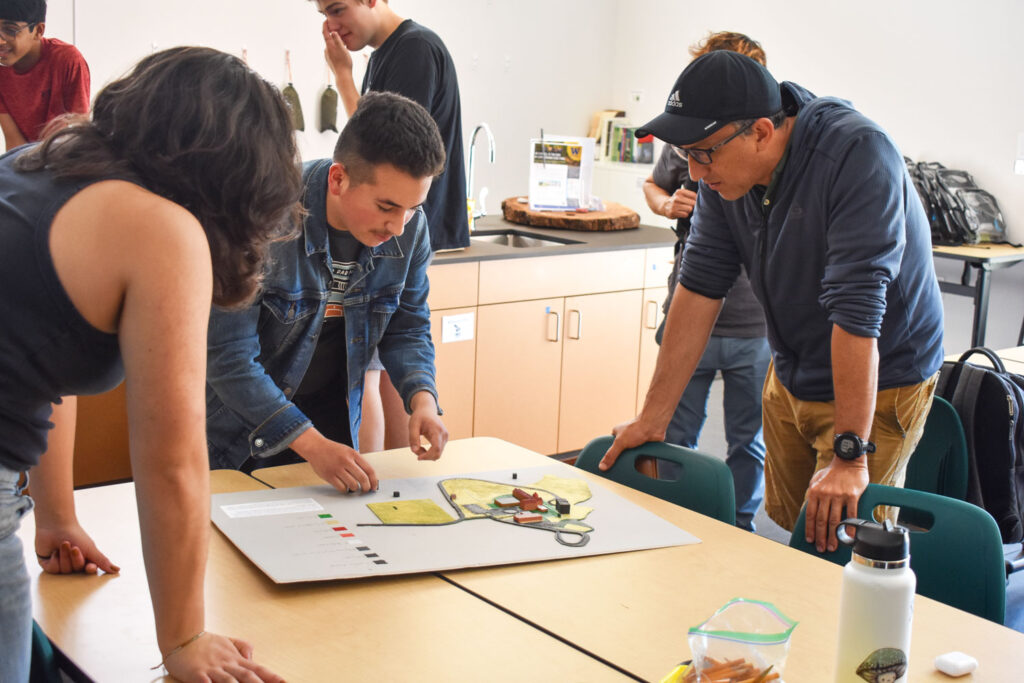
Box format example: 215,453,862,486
834,518,915,683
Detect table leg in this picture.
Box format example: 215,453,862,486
972,264,992,347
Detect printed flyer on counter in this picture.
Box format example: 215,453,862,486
527,135,595,211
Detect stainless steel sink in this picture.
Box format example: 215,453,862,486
470,229,582,248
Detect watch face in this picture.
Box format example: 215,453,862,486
835,434,861,459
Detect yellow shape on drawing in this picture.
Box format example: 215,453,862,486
440,474,594,523
367,499,455,525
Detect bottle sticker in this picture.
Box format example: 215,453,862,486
856,647,908,682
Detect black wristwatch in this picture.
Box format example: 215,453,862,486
833,432,876,460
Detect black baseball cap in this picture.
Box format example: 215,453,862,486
636,51,782,146
0,0,47,24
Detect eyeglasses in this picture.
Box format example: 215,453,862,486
0,22,34,41
674,120,755,165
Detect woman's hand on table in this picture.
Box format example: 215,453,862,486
163,632,285,683
35,521,119,575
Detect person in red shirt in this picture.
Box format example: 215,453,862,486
0,0,90,150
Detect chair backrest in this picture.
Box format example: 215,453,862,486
575,436,736,525
30,620,62,683
904,396,969,499
789,484,1005,623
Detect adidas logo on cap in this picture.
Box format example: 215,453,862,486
667,90,683,109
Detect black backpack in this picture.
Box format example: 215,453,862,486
936,347,1024,544
905,158,1010,245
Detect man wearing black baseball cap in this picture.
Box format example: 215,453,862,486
602,51,944,554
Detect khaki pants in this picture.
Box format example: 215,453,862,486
762,364,937,531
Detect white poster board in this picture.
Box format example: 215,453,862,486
212,465,699,583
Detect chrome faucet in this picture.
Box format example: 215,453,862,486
467,122,496,220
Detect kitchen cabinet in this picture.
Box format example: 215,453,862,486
637,246,675,414
430,244,678,456
473,290,642,455
474,297,564,454
427,261,481,441
557,290,643,452
429,308,477,440
470,249,648,455
637,286,668,415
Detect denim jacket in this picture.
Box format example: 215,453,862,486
205,159,437,469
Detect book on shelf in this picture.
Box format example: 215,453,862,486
604,120,653,165
588,109,626,161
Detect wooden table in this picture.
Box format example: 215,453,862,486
932,243,1024,347
254,437,1024,682
996,345,1024,366
18,467,627,681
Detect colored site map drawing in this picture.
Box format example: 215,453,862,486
366,474,596,546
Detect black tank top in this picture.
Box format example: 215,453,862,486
0,146,125,470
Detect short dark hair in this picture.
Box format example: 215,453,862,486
16,46,302,308
733,109,787,134
333,91,445,185
0,0,46,24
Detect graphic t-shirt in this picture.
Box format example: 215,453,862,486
294,229,362,397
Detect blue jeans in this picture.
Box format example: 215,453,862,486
0,464,33,682
661,336,771,531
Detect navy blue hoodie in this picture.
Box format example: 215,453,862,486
680,83,943,401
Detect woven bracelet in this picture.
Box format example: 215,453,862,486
150,630,206,670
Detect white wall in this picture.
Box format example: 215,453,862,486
68,0,616,213
607,0,1024,242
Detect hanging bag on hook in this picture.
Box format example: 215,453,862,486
282,50,304,132
319,84,338,133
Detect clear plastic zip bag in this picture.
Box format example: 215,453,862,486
662,598,797,683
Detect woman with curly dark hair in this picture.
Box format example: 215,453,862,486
0,46,301,681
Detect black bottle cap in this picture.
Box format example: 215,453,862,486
837,518,910,562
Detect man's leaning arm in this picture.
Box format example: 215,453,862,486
600,284,722,469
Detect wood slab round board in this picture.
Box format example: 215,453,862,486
501,196,639,231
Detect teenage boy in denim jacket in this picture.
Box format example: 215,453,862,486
206,92,448,493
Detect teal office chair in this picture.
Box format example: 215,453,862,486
575,436,736,525
789,483,1005,623
903,396,969,500
30,620,62,683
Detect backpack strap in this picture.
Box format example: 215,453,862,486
950,365,988,507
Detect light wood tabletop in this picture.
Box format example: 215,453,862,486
256,437,1024,682
931,243,1024,347
18,466,629,681
996,345,1024,365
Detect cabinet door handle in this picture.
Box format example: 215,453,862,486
645,300,660,329
568,309,582,340
546,310,560,342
